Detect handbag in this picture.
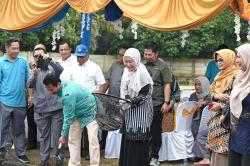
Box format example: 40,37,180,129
162,110,176,132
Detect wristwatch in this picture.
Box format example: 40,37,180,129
164,100,171,105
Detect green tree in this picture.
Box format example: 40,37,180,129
96,9,249,58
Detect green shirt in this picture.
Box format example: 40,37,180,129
143,59,172,106
58,80,96,136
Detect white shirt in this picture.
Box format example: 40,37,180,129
57,55,78,80
71,60,106,92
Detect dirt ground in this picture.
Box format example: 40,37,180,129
0,147,194,166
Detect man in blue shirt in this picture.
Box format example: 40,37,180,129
0,39,30,163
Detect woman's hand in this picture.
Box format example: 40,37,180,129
209,102,221,111
214,94,229,102
219,115,225,125
197,100,206,109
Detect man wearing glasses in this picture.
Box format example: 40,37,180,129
26,44,47,151
27,45,64,166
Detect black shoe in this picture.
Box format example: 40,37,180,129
85,153,90,160
39,160,49,166
17,155,30,163
26,143,37,150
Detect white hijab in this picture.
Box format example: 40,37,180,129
120,48,153,99
230,44,250,118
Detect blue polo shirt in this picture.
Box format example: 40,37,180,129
0,54,29,107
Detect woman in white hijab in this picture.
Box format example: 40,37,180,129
228,43,250,166
119,48,154,166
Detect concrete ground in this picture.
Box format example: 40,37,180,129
0,147,194,166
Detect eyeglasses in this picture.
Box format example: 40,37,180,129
215,58,223,63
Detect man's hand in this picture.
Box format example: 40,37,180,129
28,97,33,108
43,53,50,60
32,67,40,76
161,101,174,113
58,136,65,145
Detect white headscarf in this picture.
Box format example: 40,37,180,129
230,44,250,118
120,48,153,98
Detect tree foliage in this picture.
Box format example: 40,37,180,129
104,9,249,58
0,8,249,58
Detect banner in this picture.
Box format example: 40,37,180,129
80,14,92,50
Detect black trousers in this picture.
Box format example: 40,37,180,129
26,105,37,145
119,134,149,166
228,149,250,166
149,105,163,159
81,127,89,153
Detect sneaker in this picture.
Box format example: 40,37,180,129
17,155,30,163
150,158,160,166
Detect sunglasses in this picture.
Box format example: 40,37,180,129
215,58,223,63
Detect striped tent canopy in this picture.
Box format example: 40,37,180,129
0,0,249,32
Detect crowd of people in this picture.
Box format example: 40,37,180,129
0,38,249,166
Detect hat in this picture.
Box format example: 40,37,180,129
74,44,88,57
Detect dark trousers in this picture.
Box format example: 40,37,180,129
81,127,89,156
119,134,149,166
228,149,250,166
26,105,37,145
149,105,163,159
100,130,107,149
